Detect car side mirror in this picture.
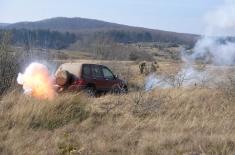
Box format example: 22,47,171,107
114,74,119,79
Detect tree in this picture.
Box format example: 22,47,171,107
0,32,18,94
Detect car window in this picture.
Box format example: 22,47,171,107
102,67,114,80
91,65,103,78
82,65,90,77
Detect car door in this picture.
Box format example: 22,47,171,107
101,66,117,90
81,64,92,81
91,65,105,90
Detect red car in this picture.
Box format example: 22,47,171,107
55,63,128,95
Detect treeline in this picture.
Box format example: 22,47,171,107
0,29,76,49
0,17,199,49
0,28,197,50
92,30,197,47
104,30,153,43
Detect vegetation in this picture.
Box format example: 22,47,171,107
0,60,234,155
1,17,199,49
98,30,153,43
0,29,76,49
0,17,234,155
0,32,19,94
0,17,198,64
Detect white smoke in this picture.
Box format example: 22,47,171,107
145,64,209,91
145,74,170,91
205,0,235,36
145,0,235,90
192,37,235,65
192,0,235,66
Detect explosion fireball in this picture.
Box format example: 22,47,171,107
17,62,55,100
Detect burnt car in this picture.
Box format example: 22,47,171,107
55,63,128,95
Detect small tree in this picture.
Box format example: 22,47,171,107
0,32,18,94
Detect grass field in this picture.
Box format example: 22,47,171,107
0,60,234,155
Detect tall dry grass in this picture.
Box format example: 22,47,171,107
0,60,234,155
0,85,234,155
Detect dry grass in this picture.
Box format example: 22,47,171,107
0,61,235,155
0,87,234,155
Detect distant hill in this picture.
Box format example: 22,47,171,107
1,17,199,47
0,23,9,28
5,17,125,32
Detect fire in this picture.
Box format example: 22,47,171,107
17,62,55,100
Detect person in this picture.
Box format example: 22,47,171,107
139,61,146,74
150,61,159,72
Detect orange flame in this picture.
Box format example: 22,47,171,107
17,62,55,100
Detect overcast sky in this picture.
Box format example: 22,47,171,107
0,0,224,34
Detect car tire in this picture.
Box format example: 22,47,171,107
120,85,128,94
111,86,120,94
111,85,128,94
85,86,96,97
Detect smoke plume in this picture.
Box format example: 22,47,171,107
192,37,235,65
205,0,235,36
145,0,235,90
192,0,235,65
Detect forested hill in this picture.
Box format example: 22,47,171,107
5,17,125,32
0,17,200,48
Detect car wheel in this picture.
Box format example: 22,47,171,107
120,85,128,94
111,86,120,94
111,85,128,94
85,86,96,97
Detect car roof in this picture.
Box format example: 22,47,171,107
59,62,107,68
56,63,83,77
56,62,107,77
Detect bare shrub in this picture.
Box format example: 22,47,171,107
162,70,187,88
84,37,154,61
131,90,169,117
0,32,19,94
99,94,125,114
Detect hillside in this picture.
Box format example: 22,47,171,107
5,17,125,31
2,17,199,46
0,23,9,28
